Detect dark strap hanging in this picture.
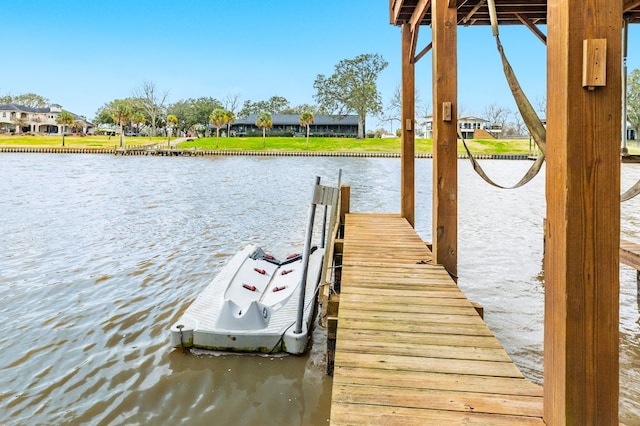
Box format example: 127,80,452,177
459,129,545,189
459,0,546,189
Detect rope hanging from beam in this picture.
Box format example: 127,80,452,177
459,129,545,189
461,0,546,189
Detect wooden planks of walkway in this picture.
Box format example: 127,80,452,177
330,213,543,425
620,238,640,271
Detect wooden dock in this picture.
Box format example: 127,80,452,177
329,213,543,425
620,239,640,271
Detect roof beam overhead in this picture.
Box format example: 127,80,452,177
516,13,547,44
409,0,431,29
625,0,640,13
461,0,486,25
390,0,404,25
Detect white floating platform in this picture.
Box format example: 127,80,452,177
170,244,324,354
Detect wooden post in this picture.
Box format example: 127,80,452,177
431,0,457,280
401,22,416,227
544,0,621,424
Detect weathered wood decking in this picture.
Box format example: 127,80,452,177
330,213,543,425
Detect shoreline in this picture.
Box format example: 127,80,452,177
0,146,533,160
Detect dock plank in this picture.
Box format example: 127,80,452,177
329,213,543,425
620,238,640,270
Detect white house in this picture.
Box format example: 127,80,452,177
422,115,493,139
0,103,94,134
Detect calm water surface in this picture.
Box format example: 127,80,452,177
0,154,638,425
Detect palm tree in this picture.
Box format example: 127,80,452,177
226,110,236,137
72,120,84,134
299,111,314,149
255,112,272,149
209,108,229,148
109,101,132,148
131,111,146,136
12,115,28,135
55,111,75,146
166,114,178,146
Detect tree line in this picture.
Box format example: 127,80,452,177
91,54,388,140
2,54,389,140
7,60,640,141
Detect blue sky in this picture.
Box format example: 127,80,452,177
2,1,639,128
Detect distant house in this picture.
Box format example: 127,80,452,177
0,103,94,135
231,113,359,137
422,115,491,139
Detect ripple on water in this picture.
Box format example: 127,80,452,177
0,155,638,423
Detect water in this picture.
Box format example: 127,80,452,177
0,154,638,425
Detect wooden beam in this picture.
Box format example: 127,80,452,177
624,0,640,12
390,0,404,24
401,23,416,227
410,25,419,63
544,0,622,424
409,0,431,29
461,0,485,25
431,0,458,279
408,0,430,61
414,41,433,64
515,13,547,45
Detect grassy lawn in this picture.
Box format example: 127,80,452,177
2,133,637,156
0,134,165,148
178,136,538,155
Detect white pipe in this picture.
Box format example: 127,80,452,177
294,176,320,334
623,16,629,152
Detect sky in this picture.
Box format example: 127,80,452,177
2,0,640,130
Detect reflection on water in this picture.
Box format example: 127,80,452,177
0,154,638,424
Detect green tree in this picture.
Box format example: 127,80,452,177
238,96,290,117
255,112,272,148
299,111,314,149
314,53,388,138
166,114,178,145
209,108,229,148
55,110,75,146
267,96,290,113
13,93,50,108
167,100,190,135
168,97,222,137
0,91,12,104
627,69,640,144
281,104,321,115
94,103,116,127
109,100,132,148
131,111,146,136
